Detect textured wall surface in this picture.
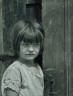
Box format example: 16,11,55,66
0,0,3,54
42,0,65,96
0,0,4,96
2,0,26,54
68,0,73,96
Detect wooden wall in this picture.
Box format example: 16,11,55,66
68,0,73,96
0,0,4,96
42,0,66,96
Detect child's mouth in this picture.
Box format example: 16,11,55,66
26,54,35,55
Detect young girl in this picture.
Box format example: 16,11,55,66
1,20,45,96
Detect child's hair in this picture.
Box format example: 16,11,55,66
11,20,45,58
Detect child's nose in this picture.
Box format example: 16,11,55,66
28,45,34,51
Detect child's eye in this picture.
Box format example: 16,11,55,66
21,43,29,47
21,43,40,47
33,43,40,47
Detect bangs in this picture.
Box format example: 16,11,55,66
18,25,43,43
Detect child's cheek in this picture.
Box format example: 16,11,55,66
35,48,40,54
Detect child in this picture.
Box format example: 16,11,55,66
1,20,45,96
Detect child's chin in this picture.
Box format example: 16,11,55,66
26,57,35,61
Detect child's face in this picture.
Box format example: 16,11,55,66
19,41,40,61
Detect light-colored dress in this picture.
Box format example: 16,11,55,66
1,61,44,96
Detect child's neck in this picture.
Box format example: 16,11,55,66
18,57,37,67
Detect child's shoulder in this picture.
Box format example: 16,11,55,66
6,60,22,72
3,60,23,77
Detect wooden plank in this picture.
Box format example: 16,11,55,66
68,0,73,95
0,1,4,96
0,0,3,54
42,0,65,96
3,0,26,54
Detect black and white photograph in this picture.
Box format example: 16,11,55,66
0,0,72,96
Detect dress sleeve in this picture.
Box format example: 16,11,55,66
1,67,21,95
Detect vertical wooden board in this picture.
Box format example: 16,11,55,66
0,61,6,96
70,18,73,96
3,0,26,55
42,0,65,96
68,0,73,95
0,0,4,96
0,0,3,54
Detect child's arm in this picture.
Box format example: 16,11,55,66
1,67,21,96
5,88,18,96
